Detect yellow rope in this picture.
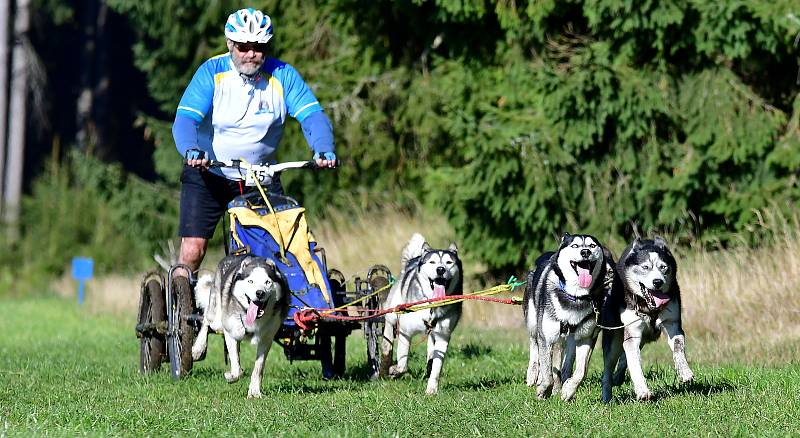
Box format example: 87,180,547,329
402,283,517,312
319,280,394,315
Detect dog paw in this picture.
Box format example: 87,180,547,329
680,369,694,383
425,385,438,395
388,365,406,378
191,346,206,362
560,381,577,402
635,390,653,401
601,387,613,403
225,370,243,383
536,385,551,399
247,388,262,399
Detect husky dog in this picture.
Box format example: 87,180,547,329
524,233,612,401
191,254,289,398
601,237,694,402
380,233,463,395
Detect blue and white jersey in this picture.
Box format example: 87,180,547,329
176,54,323,179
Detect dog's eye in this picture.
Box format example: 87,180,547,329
248,279,254,284
642,264,652,270
571,244,579,248
446,261,453,265
659,265,669,273
589,244,597,248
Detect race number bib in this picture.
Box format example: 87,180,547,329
244,168,272,187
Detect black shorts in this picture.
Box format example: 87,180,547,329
178,165,283,238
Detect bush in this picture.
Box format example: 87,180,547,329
0,151,179,295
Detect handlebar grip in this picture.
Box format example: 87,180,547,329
184,148,206,161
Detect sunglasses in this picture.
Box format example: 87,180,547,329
233,42,268,53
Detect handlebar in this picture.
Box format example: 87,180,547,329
207,159,325,187
208,159,318,173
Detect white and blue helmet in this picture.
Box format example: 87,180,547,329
224,8,273,44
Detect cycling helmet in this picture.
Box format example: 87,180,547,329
224,8,273,44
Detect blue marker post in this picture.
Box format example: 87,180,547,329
71,257,94,305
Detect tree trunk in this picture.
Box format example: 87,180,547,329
0,0,9,213
76,0,98,154
3,0,30,227
92,1,111,160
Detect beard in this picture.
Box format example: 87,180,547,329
232,55,264,77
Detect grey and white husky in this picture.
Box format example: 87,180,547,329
380,233,463,395
601,237,694,402
524,233,612,401
191,254,290,398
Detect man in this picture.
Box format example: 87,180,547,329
171,8,336,277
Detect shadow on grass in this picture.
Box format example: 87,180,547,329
453,343,493,359
607,366,737,403
446,374,518,391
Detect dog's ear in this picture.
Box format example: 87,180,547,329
234,256,251,281
447,242,458,253
653,235,668,248
422,241,432,252
631,236,642,249
560,232,571,243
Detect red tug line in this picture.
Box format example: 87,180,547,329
293,294,521,331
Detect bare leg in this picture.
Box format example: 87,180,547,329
178,237,208,275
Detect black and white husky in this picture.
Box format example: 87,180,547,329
191,254,290,398
601,237,694,402
380,233,463,395
524,233,612,401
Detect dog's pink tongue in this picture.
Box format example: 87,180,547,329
651,292,671,308
433,285,446,299
577,267,592,288
245,302,259,327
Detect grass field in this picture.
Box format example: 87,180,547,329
1,297,798,437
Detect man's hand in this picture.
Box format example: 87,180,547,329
313,151,337,169
185,148,210,169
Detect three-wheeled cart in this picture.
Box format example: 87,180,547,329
135,160,392,380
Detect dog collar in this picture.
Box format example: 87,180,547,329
557,281,592,302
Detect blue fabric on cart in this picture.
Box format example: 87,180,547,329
229,211,334,326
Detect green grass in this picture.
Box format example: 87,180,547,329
1,297,798,437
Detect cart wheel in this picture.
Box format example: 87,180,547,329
365,265,392,380
137,275,166,374
168,276,195,380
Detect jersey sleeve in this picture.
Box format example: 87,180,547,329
176,60,215,122
278,63,323,122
